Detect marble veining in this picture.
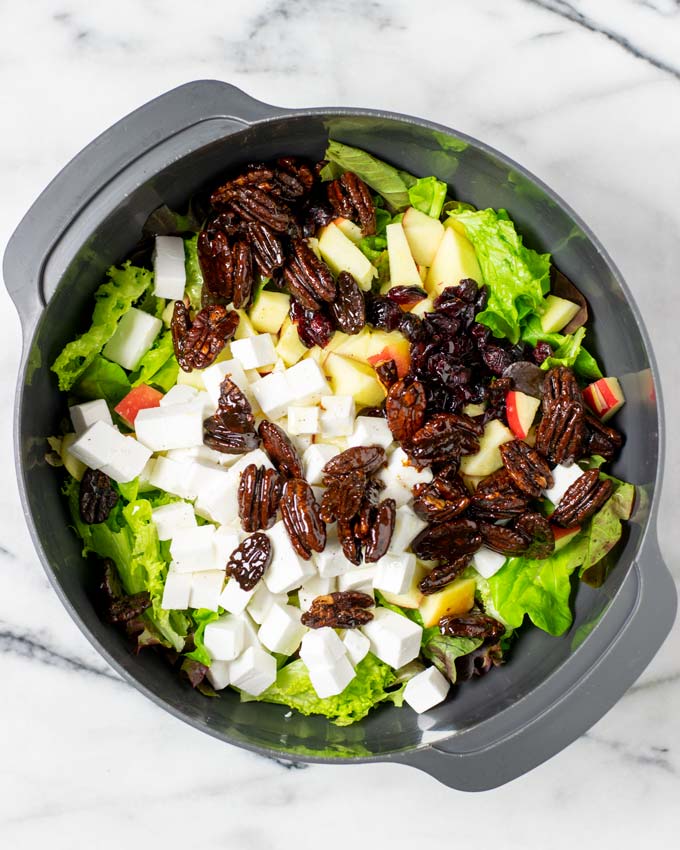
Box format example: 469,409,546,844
1,0,679,846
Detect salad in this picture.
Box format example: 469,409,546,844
48,141,635,724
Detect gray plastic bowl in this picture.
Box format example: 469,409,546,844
3,81,676,790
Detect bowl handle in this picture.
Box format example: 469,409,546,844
2,81,285,333
392,529,676,791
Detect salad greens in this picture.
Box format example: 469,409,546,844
72,355,132,406
131,331,178,392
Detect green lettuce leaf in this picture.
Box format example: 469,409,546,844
185,609,221,666
130,330,178,390
184,234,203,311
71,355,131,405
52,263,154,391
246,653,405,725
573,346,603,381
580,481,635,577
540,327,586,370
421,633,482,683
408,176,448,219
449,208,551,344
521,316,603,380
322,141,415,211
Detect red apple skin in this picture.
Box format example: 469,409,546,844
551,524,581,551
367,346,411,378
114,385,164,426
506,392,527,439
583,378,624,420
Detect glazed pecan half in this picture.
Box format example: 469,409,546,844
171,302,240,371
245,221,285,277
418,555,471,595
408,412,482,468
412,472,470,522
385,377,427,445
323,446,387,477
80,468,118,524
439,610,506,641
221,185,298,234
226,532,273,590
238,464,283,532
550,469,613,528
320,471,366,523
469,469,529,520
363,498,396,563
282,238,336,310
258,420,303,479
583,411,624,461
337,516,363,565
280,478,326,559
330,271,366,335
514,512,555,559
326,172,376,236
535,366,586,464
478,520,531,556
499,439,554,498
301,591,374,629
204,377,259,454
412,518,482,562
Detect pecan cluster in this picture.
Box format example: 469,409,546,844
171,302,240,372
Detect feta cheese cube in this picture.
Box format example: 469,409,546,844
100,435,153,483
188,570,225,611
153,235,186,300
187,461,233,500
300,627,346,667
337,566,376,595
390,505,427,553
148,456,197,500
373,552,417,595
361,608,423,668
247,583,287,624
342,629,370,666
170,525,217,572
287,405,320,436
238,611,261,649
403,666,450,714
134,402,203,452
319,395,355,437
290,432,314,455
229,449,275,476
544,463,585,505
160,568,192,610
213,526,241,565
298,575,335,612
251,371,290,419
202,359,257,411
263,521,316,593
69,399,113,435
206,661,232,691
313,524,354,578
159,384,198,408
388,447,433,490
258,603,307,654
219,578,255,614
302,443,340,486
204,615,245,661
307,653,356,698
103,307,162,371
347,416,393,449
285,359,330,405
230,334,277,370
68,421,152,484
152,501,197,541
194,483,240,527
166,444,230,467
472,546,507,579
378,474,414,508
230,646,277,696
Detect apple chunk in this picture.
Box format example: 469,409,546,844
418,577,476,628
249,290,290,335
334,217,362,243
402,206,445,266
365,330,411,378
425,227,482,296
325,353,386,407
552,525,581,551
459,419,514,477
583,377,625,422
318,223,377,291
506,390,541,439
386,221,422,287
540,294,580,334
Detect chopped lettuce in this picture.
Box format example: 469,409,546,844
421,633,482,683
131,330,178,391
521,315,603,380
321,141,415,211
580,481,635,577
184,234,203,311
71,355,131,405
408,176,448,219
52,263,153,391
448,208,551,344
540,326,586,370
245,653,405,726
185,609,221,666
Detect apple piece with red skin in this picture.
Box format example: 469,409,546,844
366,331,411,378
583,377,625,422
506,390,541,439
552,525,581,551
114,385,164,427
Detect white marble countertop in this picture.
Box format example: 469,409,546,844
1,0,679,845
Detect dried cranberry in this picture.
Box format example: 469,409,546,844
470,322,491,348
398,313,426,343
366,296,402,331
289,299,334,348
424,312,460,340
481,345,513,376
386,286,427,308
427,354,472,389
533,341,553,365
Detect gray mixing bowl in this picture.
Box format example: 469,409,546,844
3,81,676,790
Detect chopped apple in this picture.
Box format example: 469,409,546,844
386,222,422,287
325,353,386,407
418,265,428,284
334,217,362,243
506,390,541,439
365,330,411,378
410,297,434,318
553,525,581,551
233,309,257,340
115,384,164,427
459,419,514,477
381,561,429,609
418,577,476,627
540,294,580,334
176,366,205,390
161,300,175,328
461,474,484,494
462,401,487,416
331,327,373,362
307,236,321,260
60,433,87,481
583,377,625,421
318,223,377,291
402,206,445,265
249,290,290,335
425,227,482,296
276,318,307,366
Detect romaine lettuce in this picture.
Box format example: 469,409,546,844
580,481,635,576
71,355,131,405
408,176,448,219
321,141,415,211
131,330,178,391
51,263,153,391
184,234,204,311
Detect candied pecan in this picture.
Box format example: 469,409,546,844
245,221,285,277
197,227,233,304
172,302,240,371
210,164,276,202
337,516,362,565
439,610,506,641
204,417,260,454
412,519,482,561
323,446,387,477
258,420,303,479
272,157,315,200
79,468,118,524
542,365,583,413
385,378,427,444
326,172,376,236
282,238,336,310
226,532,273,590
320,471,366,523
499,439,554,498
330,271,366,334
280,479,326,559
231,239,254,309
301,591,374,629
216,376,256,430
353,479,384,540
535,367,586,464
551,469,613,528
469,469,529,520
238,464,282,532
364,498,396,563
409,413,482,468
584,411,624,461
223,186,298,234
413,474,470,522
375,359,399,390
478,521,530,556
419,555,471,595
514,512,555,559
